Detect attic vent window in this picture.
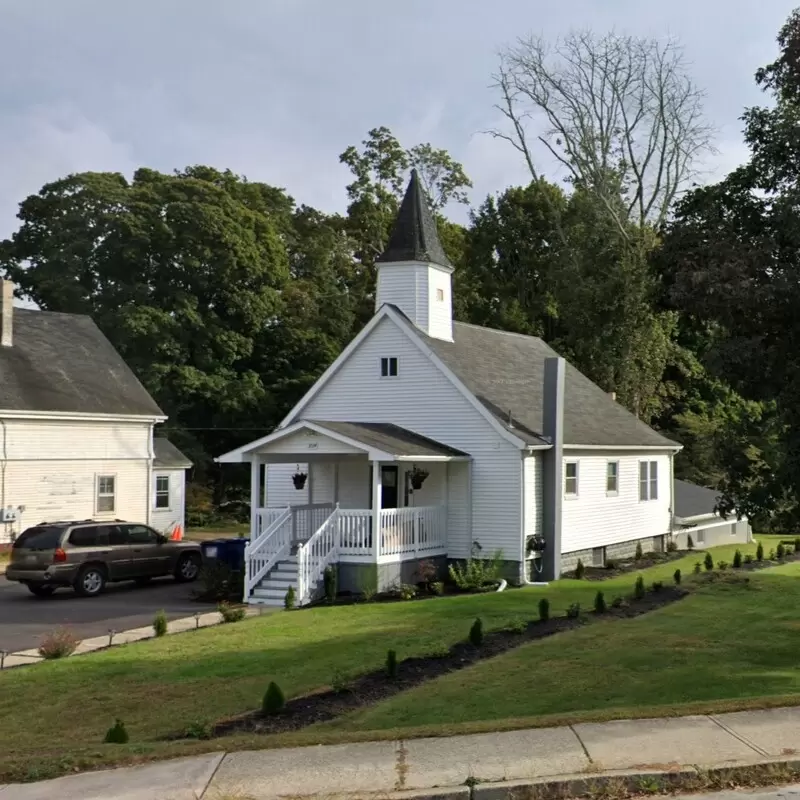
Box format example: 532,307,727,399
436,288,444,302
380,357,398,377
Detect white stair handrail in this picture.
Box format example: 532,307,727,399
245,506,293,600
296,504,340,606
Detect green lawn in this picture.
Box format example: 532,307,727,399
0,534,792,783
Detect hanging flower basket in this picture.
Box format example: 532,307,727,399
409,465,429,491
292,468,307,490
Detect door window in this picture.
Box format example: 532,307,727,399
124,525,160,545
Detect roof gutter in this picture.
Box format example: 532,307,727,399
562,443,683,452
0,409,167,424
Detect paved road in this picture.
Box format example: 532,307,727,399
0,575,214,652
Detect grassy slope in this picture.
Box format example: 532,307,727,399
0,535,787,781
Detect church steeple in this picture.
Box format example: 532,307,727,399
374,170,454,341
377,170,453,269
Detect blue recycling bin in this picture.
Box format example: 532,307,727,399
200,539,226,563
221,537,248,572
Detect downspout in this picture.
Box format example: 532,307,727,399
668,450,675,544
146,423,155,525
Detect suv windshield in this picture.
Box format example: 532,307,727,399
13,526,63,551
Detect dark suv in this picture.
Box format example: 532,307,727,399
6,520,203,597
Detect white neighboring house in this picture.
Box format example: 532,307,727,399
218,170,752,607
0,280,191,543
672,479,751,549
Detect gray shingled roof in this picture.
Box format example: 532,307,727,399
674,479,721,519
153,438,193,468
412,318,678,449
376,170,454,269
306,420,469,458
0,308,164,417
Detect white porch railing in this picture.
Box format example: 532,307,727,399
244,507,292,597
255,507,290,537
292,503,334,544
296,506,339,606
379,506,447,559
338,509,373,557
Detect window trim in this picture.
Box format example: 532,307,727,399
95,474,117,515
564,460,579,498
638,460,659,502
154,474,171,511
435,287,445,302
606,460,619,496
696,528,705,545
380,356,398,378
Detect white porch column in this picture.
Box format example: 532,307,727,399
250,455,261,539
371,460,382,558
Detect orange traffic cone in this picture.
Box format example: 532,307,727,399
169,524,183,541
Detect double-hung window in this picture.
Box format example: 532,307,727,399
380,357,398,377
606,461,619,494
565,461,579,496
639,461,658,501
96,475,116,514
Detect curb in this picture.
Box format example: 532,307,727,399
0,605,266,669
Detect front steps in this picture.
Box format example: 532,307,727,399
250,556,299,607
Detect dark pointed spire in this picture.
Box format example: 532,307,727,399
376,169,454,269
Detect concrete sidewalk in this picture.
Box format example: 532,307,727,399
7,706,800,799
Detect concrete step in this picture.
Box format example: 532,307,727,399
252,587,293,600
262,579,296,592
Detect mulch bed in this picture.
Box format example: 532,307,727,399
577,549,687,581
182,585,686,741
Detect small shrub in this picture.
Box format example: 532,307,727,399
673,568,681,585
538,597,550,622
218,602,246,623
732,550,743,569
777,543,786,561
756,541,764,561
323,566,337,604
652,581,663,592
104,719,129,744
386,649,398,679
574,558,585,579
331,668,350,693
391,582,417,600
469,617,484,647
704,552,714,571
694,562,702,574
509,619,527,634
361,585,377,602
195,561,243,603
449,543,503,591
769,549,776,561
666,538,678,552
687,534,694,550
594,591,606,613
284,586,296,610
634,541,644,560
566,602,581,619
787,545,795,555
744,553,754,564
429,581,444,596
153,610,168,638
795,536,800,552
38,627,79,659
610,596,627,609
717,561,729,571
262,682,285,715
634,575,645,599
414,559,438,586
184,721,212,740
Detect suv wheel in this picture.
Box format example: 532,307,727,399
174,553,201,583
27,584,56,598
74,565,106,597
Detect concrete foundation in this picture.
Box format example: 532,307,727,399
672,518,750,549
338,556,448,594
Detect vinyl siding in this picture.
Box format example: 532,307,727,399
284,315,521,559
266,462,309,506
150,468,186,534
560,452,672,553
375,264,423,327
2,458,149,543
427,267,454,341
262,429,364,456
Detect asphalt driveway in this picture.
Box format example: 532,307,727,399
0,575,215,653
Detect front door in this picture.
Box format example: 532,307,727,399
381,466,399,509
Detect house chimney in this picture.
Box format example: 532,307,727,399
541,357,565,580
1,280,12,347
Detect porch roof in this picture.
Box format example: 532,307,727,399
216,419,471,463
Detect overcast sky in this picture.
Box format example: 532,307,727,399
0,0,793,236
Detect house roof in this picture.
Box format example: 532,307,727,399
153,438,193,469
414,318,679,449
674,479,722,519
306,420,469,458
0,308,164,417
376,169,454,269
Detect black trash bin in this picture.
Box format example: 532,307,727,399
222,538,249,572
200,538,226,563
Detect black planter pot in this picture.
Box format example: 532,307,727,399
409,469,429,491
292,473,307,490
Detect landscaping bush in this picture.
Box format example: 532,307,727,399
594,591,606,613
574,558,585,579
331,668,350,693
634,541,643,560
744,553,754,564
104,719,129,744
566,602,581,619
611,596,626,609
262,682,285,715
666,538,678,552
718,561,729,571
414,559,438,588
218,602,246,623
184,721,212,740
769,549,776,561
652,581,664,592
694,562,702,574
430,581,444,596
733,550,742,568
284,586,296,610
449,543,503,591
386,649,398,679
704,553,714,571
390,582,417,600
777,543,786,561
509,619,527,634
756,542,764,561
673,569,681,585
194,561,244,602
38,627,79,659
634,576,645,600
323,566,337,604
153,610,168,638
538,597,550,622
469,618,484,647
687,534,694,550
795,536,800,552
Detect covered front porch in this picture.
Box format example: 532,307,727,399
217,420,471,605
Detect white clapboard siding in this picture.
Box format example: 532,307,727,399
150,468,187,534
523,455,543,543
266,462,309,507
560,452,672,553
2,419,151,460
